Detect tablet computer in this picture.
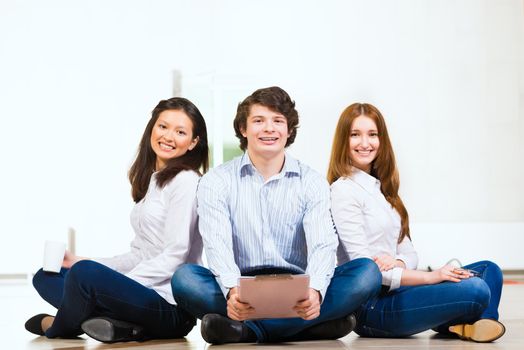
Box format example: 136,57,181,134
237,274,309,320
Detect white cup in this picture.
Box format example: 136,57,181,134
43,240,66,273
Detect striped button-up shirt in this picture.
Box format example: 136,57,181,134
197,153,338,298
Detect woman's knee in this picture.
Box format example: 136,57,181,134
462,277,491,309
474,260,500,269
32,268,47,290
66,260,107,286
483,260,503,282
68,259,99,274
468,260,502,279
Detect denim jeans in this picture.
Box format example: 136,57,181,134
355,260,503,337
171,258,382,342
32,260,195,339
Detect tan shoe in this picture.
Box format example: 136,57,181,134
449,319,505,342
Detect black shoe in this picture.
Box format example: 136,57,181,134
290,314,357,341
25,313,52,336
81,317,144,343
201,314,257,344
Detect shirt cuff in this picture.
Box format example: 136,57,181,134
309,276,330,303
217,273,240,299
388,267,403,291
395,254,413,268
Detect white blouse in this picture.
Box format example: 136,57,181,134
331,167,418,291
95,170,203,304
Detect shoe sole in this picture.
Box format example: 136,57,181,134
449,319,505,343
81,318,116,342
81,317,143,343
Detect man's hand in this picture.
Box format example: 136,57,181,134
293,288,321,320
227,287,255,321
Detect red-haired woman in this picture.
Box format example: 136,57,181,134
327,102,504,343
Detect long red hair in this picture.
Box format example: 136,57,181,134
327,103,410,242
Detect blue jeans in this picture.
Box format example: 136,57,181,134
355,260,503,337
171,258,382,342
32,260,195,339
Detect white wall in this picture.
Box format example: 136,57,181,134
0,0,523,274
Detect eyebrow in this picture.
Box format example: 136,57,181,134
157,118,190,129
249,114,286,119
350,129,378,132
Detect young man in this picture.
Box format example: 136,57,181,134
171,86,381,343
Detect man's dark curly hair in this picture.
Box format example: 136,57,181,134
233,86,299,151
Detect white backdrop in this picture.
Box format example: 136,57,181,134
0,0,523,274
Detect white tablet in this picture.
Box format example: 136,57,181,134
237,274,310,320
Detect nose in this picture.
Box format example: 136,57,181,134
162,129,175,141
264,120,275,132
360,135,370,147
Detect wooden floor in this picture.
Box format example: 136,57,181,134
2,277,523,350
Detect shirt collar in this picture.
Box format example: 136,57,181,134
239,152,300,178
282,154,300,175
350,167,381,194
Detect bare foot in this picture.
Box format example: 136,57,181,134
41,316,54,333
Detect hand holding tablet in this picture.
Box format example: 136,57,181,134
237,274,310,320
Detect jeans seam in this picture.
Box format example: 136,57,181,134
376,301,485,313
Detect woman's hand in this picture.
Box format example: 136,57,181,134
426,264,474,284
293,288,321,320
373,254,398,271
226,287,255,321
62,250,87,268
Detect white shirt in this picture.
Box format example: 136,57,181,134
331,167,418,291
197,153,338,299
95,170,203,304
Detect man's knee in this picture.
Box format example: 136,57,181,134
171,264,213,302
359,259,382,296
339,258,382,298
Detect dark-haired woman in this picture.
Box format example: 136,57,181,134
25,97,209,343
327,102,505,343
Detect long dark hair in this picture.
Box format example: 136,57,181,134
129,97,209,203
327,103,410,243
